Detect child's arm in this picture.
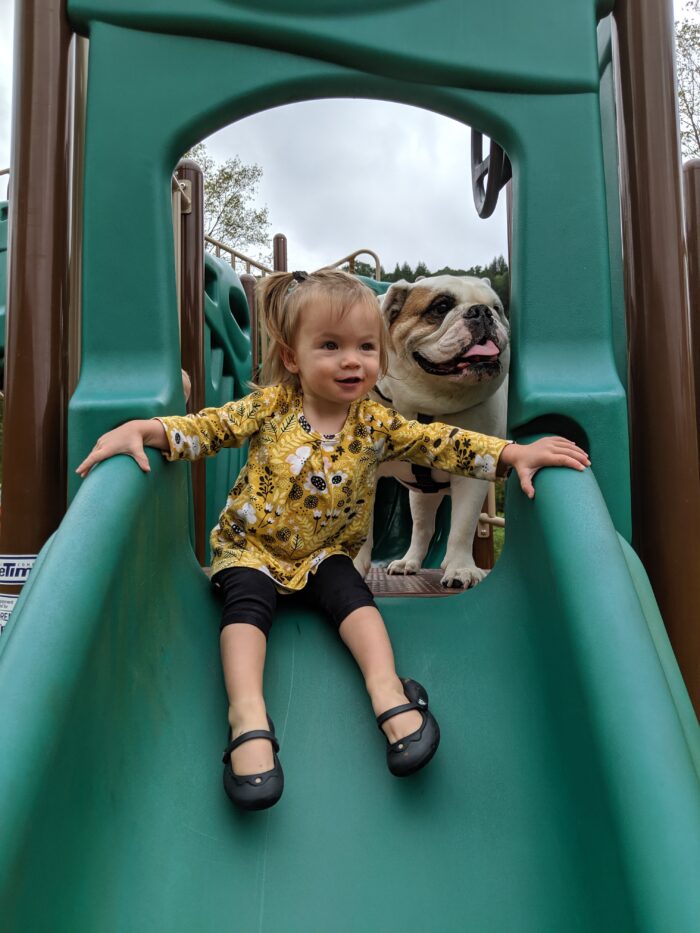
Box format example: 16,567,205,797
157,384,280,462
497,437,590,499
370,403,589,498
76,385,282,478
75,419,168,477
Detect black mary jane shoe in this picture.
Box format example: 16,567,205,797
376,678,440,777
222,715,284,811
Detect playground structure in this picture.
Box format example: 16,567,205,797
1,0,700,930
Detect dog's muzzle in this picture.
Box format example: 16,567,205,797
413,303,502,376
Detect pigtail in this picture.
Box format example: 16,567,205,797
256,271,298,386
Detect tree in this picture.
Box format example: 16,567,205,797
676,0,700,159
185,142,270,259
369,255,510,313
350,260,387,279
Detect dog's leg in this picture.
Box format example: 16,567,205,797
439,475,490,588
387,489,444,575
354,461,396,578
353,527,374,578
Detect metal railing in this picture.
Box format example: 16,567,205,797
171,175,191,212
324,248,382,279
204,234,273,276
478,484,504,537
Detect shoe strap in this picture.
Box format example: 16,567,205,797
223,728,279,761
376,700,420,729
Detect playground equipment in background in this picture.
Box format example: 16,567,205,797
0,196,7,376
1,1,700,930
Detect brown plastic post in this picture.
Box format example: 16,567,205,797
684,160,700,401
0,0,71,608
240,272,258,376
67,37,88,398
472,494,494,570
176,158,206,564
614,0,700,713
273,233,287,272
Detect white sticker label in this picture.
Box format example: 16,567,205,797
0,594,18,632
0,555,36,585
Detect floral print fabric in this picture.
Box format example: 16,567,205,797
158,384,509,591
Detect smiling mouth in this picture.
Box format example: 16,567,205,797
336,377,362,385
413,340,500,376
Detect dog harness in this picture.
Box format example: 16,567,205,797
374,385,451,494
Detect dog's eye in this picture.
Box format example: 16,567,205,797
426,297,455,317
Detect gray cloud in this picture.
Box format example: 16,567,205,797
204,99,508,274
2,0,689,262
0,0,13,199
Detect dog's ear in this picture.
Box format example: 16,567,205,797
480,277,491,287
380,280,410,326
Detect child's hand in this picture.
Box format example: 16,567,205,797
75,419,167,478
498,437,591,499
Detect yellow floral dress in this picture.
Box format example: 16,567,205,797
158,384,509,591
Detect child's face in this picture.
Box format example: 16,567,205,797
282,301,382,407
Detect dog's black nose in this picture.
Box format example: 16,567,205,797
464,304,492,320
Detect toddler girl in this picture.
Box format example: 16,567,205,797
76,269,590,811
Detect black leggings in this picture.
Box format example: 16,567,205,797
212,554,377,639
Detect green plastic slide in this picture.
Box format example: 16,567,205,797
1,450,699,931
1,1,699,928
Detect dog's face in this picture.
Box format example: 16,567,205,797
380,276,509,396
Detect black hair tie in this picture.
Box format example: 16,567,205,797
291,271,308,282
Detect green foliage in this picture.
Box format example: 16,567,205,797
185,142,271,261
493,525,505,562
381,255,510,314
676,1,700,159
347,260,386,279
493,482,506,561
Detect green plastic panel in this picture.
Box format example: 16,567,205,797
201,252,252,554
67,0,605,94
1,460,698,931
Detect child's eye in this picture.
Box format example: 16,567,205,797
322,341,338,350
360,343,376,351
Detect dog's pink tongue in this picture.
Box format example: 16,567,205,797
464,340,499,359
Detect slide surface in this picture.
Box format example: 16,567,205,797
1,456,699,933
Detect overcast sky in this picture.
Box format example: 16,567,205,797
0,0,693,272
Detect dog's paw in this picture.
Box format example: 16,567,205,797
387,557,422,575
439,563,489,589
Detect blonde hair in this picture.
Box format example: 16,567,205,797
255,268,389,387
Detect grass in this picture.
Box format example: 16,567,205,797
492,480,506,562
493,525,505,562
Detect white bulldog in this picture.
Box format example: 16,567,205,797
355,274,510,588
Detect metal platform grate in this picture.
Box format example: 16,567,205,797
204,566,463,597
366,567,462,597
